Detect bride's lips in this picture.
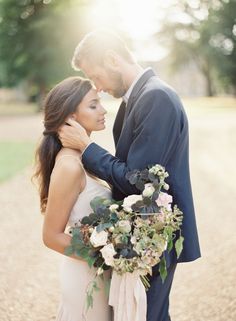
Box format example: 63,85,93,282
98,118,105,123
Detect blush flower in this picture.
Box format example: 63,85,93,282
156,192,173,210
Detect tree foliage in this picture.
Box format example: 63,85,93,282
0,0,86,102
161,0,236,96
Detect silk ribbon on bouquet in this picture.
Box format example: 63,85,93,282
109,271,147,321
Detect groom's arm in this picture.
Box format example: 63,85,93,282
82,90,183,196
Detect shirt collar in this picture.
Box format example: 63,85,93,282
122,67,152,104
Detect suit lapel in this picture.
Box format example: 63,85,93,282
124,68,156,121
113,100,126,147
112,69,156,147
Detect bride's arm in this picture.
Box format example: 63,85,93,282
42,157,85,259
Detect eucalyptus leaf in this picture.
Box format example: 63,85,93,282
167,239,173,252
143,197,152,206
96,222,112,232
152,190,160,201
135,180,145,191
140,169,149,180
159,257,167,283
90,196,106,213
71,235,83,246
148,172,156,181
175,236,184,259
81,216,91,225
72,227,81,237
64,245,74,256
87,256,96,268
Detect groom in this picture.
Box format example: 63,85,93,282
59,30,201,321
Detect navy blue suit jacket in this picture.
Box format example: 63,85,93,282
82,69,201,265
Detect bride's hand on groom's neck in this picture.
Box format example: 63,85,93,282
58,119,92,152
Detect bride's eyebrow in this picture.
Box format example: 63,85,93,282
89,98,100,103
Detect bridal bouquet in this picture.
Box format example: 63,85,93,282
65,164,184,311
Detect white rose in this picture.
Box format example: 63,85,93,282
100,244,117,266
142,183,155,197
90,228,108,247
131,236,137,244
122,194,143,213
118,220,131,233
109,204,119,212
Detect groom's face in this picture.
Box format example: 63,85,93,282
80,60,127,98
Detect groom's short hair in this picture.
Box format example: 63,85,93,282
72,29,135,70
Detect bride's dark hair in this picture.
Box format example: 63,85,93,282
33,76,92,213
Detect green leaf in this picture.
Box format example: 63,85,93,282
175,236,184,259
126,171,138,185
159,257,167,283
90,196,106,213
87,256,97,268
135,180,145,191
96,222,112,233
72,227,81,237
71,235,84,246
143,197,152,206
64,245,74,256
81,216,91,225
167,239,173,252
148,172,156,181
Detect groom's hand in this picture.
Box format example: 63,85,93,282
58,119,92,152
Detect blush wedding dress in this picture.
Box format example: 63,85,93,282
54,155,112,321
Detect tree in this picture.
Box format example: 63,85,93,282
160,0,236,96
0,0,87,105
207,0,236,94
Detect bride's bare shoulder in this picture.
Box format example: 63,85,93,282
53,148,84,178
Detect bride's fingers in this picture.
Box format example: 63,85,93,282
66,118,81,128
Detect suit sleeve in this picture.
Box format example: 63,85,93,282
82,90,182,196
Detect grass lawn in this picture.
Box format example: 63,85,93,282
0,102,38,116
0,141,35,183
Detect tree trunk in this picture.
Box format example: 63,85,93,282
198,57,215,97
201,61,215,97
37,84,47,112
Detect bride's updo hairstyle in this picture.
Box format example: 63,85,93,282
33,77,92,213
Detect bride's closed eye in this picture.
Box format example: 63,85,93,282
89,98,100,109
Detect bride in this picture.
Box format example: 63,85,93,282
33,77,112,321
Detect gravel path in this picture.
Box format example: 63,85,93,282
0,106,235,321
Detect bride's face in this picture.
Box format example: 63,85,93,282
72,88,107,134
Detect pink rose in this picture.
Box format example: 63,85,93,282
156,192,173,210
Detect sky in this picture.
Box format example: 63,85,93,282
82,0,179,61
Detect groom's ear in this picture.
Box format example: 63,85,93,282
104,50,120,69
